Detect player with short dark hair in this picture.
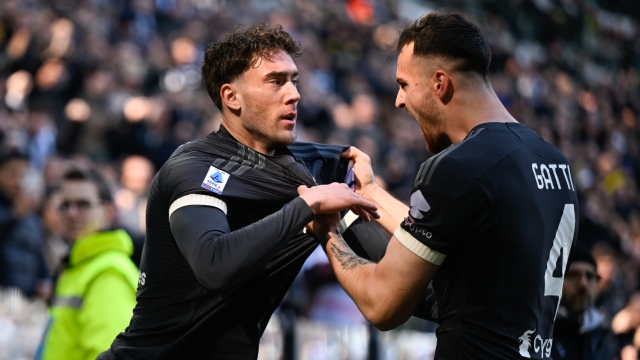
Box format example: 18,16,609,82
101,24,386,359
308,12,579,359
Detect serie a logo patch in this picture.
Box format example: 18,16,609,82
201,166,230,195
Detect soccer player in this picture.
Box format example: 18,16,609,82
308,13,580,359
102,24,384,359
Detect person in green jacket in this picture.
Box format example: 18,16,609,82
39,167,138,360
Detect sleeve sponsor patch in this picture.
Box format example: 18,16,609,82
201,166,230,195
409,189,430,220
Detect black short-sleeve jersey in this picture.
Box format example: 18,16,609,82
396,122,578,359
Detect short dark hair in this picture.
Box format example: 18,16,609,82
0,151,29,169
202,23,303,110
397,12,491,78
62,166,113,203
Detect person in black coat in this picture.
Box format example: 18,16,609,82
552,246,615,359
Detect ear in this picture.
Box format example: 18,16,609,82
433,69,451,101
102,203,117,228
220,83,241,111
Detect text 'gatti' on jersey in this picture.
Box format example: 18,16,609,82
398,122,578,360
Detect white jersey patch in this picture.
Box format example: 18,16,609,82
201,166,230,195
518,328,553,358
409,189,430,219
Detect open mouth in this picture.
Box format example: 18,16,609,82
281,113,296,121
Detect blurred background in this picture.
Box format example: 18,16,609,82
0,0,639,359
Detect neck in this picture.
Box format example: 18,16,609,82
220,115,275,156
445,83,517,145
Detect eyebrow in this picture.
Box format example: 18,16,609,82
265,71,299,78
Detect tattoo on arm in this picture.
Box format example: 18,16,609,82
330,239,373,270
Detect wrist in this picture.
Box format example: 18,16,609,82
358,182,381,202
299,195,320,215
322,230,341,249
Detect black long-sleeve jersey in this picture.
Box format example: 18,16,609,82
395,122,579,359
110,127,389,359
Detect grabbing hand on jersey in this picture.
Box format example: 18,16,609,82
304,213,341,243
342,146,408,232
341,146,378,197
297,183,379,222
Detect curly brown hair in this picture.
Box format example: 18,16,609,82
202,23,303,110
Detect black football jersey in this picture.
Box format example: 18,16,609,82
110,127,377,359
396,122,578,359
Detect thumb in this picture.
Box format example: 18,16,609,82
340,147,352,159
297,185,310,195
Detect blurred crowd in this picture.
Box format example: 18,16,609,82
0,0,639,358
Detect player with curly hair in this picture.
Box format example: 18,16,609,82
98,24,384,359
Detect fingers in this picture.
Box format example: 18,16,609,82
303,183,379,216
351,206,371,222
341,146,370,163
350,196,380,219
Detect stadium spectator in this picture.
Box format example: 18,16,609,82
39,187,68,276
0,0,639,357
552,246,615,359
612,293,640,359
114,155,154,265
38,167,138,360
0,151,50,300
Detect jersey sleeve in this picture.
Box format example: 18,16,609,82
396,158,489,265
163,154,233,215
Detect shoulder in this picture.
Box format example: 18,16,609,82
164,137,218,172
88,252,139,291
160,138,229,196
90,268,136,292
414,124,524,194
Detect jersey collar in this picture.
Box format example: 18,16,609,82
217,124,296,158
465,122,523,139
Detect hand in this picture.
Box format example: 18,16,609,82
297,183,379,221
306,213,341,245
34,279,52,302
341,146,377,197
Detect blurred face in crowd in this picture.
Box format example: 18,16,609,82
60,180,113,240
42,191,64,236
561,261,599,314
0,158,29,199
223,50,300,154
121,155,154,196
395,42,451,154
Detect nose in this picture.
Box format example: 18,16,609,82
395,90,405,109
285,81,300,104
65,206,80,217
579,273,593,288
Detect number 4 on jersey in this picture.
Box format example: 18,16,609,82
544,204,576,320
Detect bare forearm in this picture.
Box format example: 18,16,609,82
322,231,414,330
323,232,379,320
360,184,408,234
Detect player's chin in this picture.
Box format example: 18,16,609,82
274,128,297,146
